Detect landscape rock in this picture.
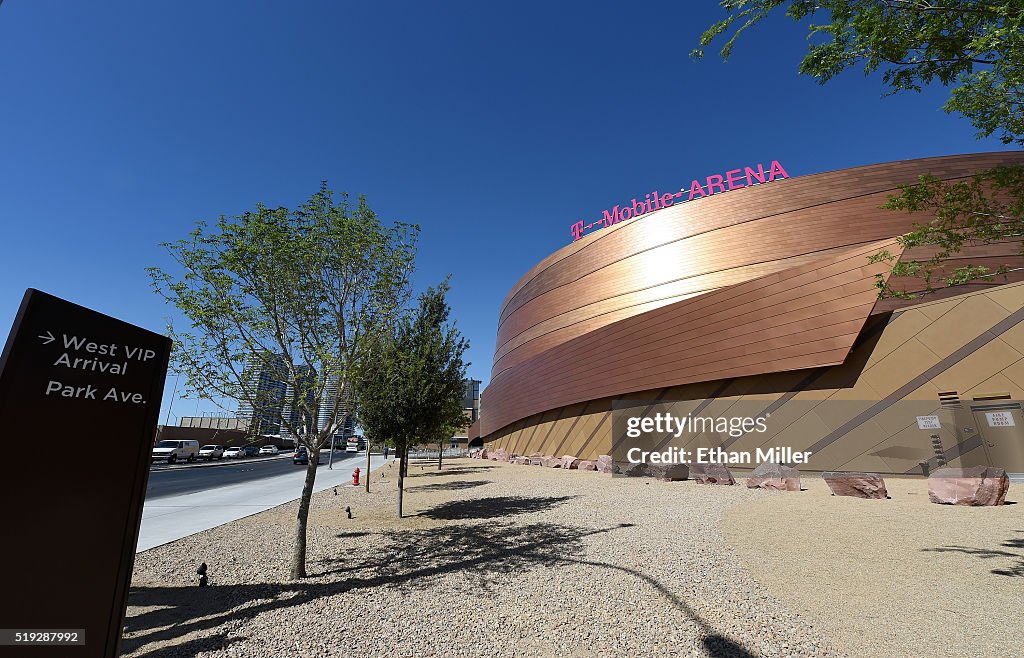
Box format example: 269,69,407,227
529,456,545,466
928,466,1010,506
490,449,508,462
746,462,801,491
478,448,488,460
620,461,649,477
823,471,887,499
690,463,736,485
561,455,581,469
512,456,529,465
543,455,562,468
577,460,597,471
596,455,619,474
648,463,690,481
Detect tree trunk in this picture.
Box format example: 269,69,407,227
438,440,443,470
291,447,320,579
365,437,371,493
396,444,405,518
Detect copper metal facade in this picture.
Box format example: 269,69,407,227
482,152,1024,441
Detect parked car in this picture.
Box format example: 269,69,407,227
223,446,244,459
259,445,279,455
152,440,200,464
242,445,260,457
198,445,225,461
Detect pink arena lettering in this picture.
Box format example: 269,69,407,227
569,160,789,242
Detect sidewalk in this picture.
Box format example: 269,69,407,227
138,454,387,552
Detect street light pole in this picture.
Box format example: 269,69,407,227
163,372,181,426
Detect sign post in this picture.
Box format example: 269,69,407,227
0,289,171,658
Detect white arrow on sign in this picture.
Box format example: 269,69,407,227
38,331,55,345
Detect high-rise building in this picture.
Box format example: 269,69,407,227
464,378,481,422
235,352,287,437
318,374,356,440
282,365,318,441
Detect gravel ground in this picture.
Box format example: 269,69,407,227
722,476,1023,658
122,459,1012,658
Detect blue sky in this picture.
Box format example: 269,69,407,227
0,1,1012,422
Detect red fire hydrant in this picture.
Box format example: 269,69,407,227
352,467,360,486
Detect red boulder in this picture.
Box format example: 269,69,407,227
596,455,619,474
648,463,689,481
690,463,736,485
822,472,887,499
746,462,801,491
928,466,1010,506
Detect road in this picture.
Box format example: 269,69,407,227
146,450,364,499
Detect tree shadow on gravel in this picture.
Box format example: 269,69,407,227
123,519,613,656
406,479,491,492
416,495,574,520
559,556,756,658
124,509,757,658
120,633,248,658
923,530,1024,577
405,465,494,478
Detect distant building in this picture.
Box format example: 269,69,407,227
235,353,287,437
282,365,318,442
451,378,482,448
318,374,356,440
178,416,249,431
235,355,358,442
464,378,481,422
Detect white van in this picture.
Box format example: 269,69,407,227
152,440,200,464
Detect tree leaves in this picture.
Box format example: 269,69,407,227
694,0,1024,145
148,183,417,448
695,1,1024,294
877,165,1024,297
353,280,470,516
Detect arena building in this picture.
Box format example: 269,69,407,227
474,152,1024,475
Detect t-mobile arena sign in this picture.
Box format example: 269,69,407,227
570,160,789,242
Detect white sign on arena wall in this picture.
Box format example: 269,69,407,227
985,412,1015,427
916,415,941,430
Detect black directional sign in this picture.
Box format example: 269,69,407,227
0,289,171,658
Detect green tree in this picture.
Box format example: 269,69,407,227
148,183,416,579
695,1,1024,295
355,281,469,517
694,0,1023,145
869,164,1024,296
435,408,470,471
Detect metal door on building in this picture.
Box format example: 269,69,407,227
970,402,1024,470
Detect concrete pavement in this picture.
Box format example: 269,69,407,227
138,453,387,552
